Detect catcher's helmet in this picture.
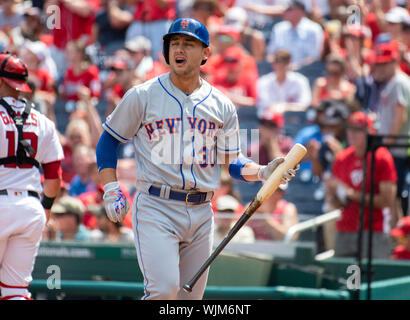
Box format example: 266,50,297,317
163,18,209,65
0,53,31,93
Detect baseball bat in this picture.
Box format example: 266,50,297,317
183,143,307,293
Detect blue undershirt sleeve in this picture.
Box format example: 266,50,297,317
96,130,121,172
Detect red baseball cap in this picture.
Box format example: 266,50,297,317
374,41,399,64
347,111,375,133
217,25,241,42
0,53,31,93
260,107,284,130
391,216,410,238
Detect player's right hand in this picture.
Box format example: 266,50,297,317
258,157,299,183
103,181,130,223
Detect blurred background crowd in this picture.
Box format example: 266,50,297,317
1,0,410,260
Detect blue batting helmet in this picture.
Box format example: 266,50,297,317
163,18,210,65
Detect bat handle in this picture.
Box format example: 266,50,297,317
182,211,253,293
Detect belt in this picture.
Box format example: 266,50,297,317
0,189,40,199
148,186,213,205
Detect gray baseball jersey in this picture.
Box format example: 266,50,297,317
103,72,241,192
103,72,241,299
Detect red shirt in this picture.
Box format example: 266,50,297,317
212,71,258,102
365,13,381,44
61,144,75,184
52,0,100,49
133,0,176,22
204,49,258,84
30,68,54,93
392,245,410,260
332,146,397,233
145,61,169,80
62,65,101,101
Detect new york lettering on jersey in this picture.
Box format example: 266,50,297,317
103,73,240,191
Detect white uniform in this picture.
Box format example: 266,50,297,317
103,73,241,299
0,97,64,299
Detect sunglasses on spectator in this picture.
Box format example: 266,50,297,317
217,35,234,43
224,57,239,63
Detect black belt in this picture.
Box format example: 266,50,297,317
148,186,213,205
0,189,40,199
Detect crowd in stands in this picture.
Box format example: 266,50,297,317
1,0,410,260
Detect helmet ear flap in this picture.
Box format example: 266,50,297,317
163,38,170,65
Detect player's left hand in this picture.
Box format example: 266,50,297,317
258,157,300,183
103,181,130,223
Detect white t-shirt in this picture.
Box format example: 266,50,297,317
256,71,312,115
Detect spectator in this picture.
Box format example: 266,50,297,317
94,0,133,56
60,40,101,113
213,195,255,245
248,183,299,241
20,42,55,95
234,0,282,39
311,54,356,108
248,107,293,165
125,0,176,61
391,216,410,260
125,35,154,81
211,46,258,108
384,6,409,43
400,19,410,76
267,0,324,70
372,40,410,219
307,99,350,179
8,7,49,49
223,6,266,63
68,144,97,197
41,180,69,241
205,25,259,81
190,0,220,28
50,196,92,242
326,111,397,258
211,170,244,214
90,207,134,243
145,52,170,81
60,118,93,184
45,0,100,79
364,0,396,44
0,0,25,33
341,24,374,83
256,49,311,116
104,56,139,116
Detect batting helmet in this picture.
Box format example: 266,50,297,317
0,53,31,93
163,18,210,65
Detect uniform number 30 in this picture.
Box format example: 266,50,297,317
199,145,216,168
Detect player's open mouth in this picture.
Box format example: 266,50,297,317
175,57,186,66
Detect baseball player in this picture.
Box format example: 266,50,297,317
96,18,298,300
0,53,64,300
